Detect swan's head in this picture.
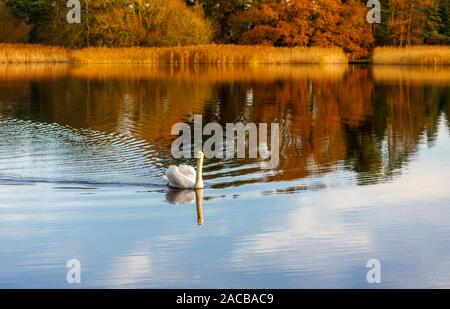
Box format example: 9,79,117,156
196,151,204,159
195,151,204,189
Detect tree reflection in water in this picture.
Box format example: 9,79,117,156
0,64,448,189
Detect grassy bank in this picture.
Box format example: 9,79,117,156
373,46,450,65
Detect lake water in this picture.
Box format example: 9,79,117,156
0,64,449,288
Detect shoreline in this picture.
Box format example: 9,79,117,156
0,44,449,65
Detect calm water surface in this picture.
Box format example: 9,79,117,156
0,64,449,288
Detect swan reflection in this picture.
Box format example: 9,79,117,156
165,188,204,225
165,189,195,205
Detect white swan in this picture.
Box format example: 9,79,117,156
164,151,204,189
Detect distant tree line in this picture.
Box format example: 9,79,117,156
200,0,450,54
1,0,449,57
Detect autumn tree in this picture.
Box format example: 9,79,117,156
90,0,212,47
309,0,374,57
226,0,374,57
6,0,212,47
389,0,425,45
374,0,449,46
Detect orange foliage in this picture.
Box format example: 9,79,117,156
229,0,375,57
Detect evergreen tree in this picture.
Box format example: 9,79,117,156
6,0,50,42
424,0,442,43
374,0,394,45
202,0,255,43
438,0,450,38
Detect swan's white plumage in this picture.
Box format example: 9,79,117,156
164,164,197,189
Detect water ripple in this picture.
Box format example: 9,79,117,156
0,117,166,186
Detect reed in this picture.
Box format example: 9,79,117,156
373,46,450,65
0,44,70,63
71,45,348,64
3,44,450,65
0,44,348,64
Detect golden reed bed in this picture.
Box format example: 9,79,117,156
1,44,449,65
71,45,348,64
373,46,450,65
0,44,347,64
0,44,69,63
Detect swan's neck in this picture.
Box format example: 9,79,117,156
195,155,204,189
